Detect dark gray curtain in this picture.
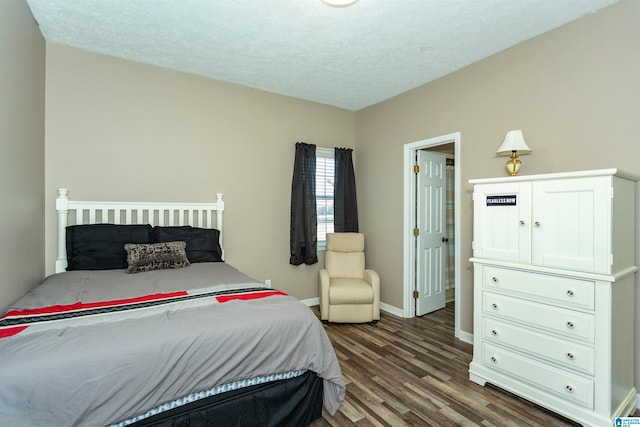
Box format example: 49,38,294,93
334,147,359,232
289,142,318,265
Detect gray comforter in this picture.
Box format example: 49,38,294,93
0,263,345,426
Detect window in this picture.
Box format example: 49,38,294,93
316,148,334,247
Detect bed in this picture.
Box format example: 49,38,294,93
0,189,345,427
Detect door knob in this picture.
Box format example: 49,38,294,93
442,237,449,243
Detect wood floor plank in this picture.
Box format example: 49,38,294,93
311,303,639,426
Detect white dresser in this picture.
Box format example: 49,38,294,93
468,169,638,426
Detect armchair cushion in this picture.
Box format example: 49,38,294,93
326,233,365,278
326,252,364,279
328,278,374,305
326,233,364,252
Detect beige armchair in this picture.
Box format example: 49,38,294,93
320,233,380,323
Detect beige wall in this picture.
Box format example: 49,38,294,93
0,0,45,312
356,0,640,387
44,43,355,300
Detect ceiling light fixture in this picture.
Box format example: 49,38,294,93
321,0,359,7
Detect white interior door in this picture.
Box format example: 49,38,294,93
415,150,446,316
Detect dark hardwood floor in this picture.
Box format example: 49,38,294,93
311,303,638,426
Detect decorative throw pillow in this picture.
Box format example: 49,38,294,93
124,241,190,274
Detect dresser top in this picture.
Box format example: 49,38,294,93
469,168,639,184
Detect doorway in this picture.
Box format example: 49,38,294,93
403,132,461,338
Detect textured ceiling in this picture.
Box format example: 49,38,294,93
27,0,617,111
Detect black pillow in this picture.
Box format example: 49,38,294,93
66,224,152,271
151,226,223,263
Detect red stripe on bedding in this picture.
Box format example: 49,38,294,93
216,290,287,303
1,291,189,319
0,326,28,339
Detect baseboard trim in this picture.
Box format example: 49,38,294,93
458,329,473,345
379,302,404,317
300,297,319,307
300,298,405,319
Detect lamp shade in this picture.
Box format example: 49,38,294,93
496,130,532,155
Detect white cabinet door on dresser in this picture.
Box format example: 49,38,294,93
530,177,611,273
468,169,638,426
472,181,531,264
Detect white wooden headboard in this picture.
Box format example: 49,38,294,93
55,188,225,273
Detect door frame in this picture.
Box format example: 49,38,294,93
403,132,462,338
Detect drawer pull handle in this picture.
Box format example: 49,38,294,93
519,220,525,225
491,329,498,336
565,385,574,393
490,356,497,363
566,290,575,297
491,303,499,310
534,221,541,227
566,321,575,329
566,352,575,360
492,276,499,283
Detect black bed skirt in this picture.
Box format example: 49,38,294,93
132,371,324,427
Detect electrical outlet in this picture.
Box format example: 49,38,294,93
264,279,271,288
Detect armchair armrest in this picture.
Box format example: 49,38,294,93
319,268,330,320
364,269,380,320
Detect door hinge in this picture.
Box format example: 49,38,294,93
413,164,420,174
413,228,419,237
413,290,419,299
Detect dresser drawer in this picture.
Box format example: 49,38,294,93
483,317,595,375
482,266,594,310
481,343,594,409
483,291,595,343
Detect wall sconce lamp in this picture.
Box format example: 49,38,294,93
496,130,532,176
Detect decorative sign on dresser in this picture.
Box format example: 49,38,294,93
468,168,638,426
